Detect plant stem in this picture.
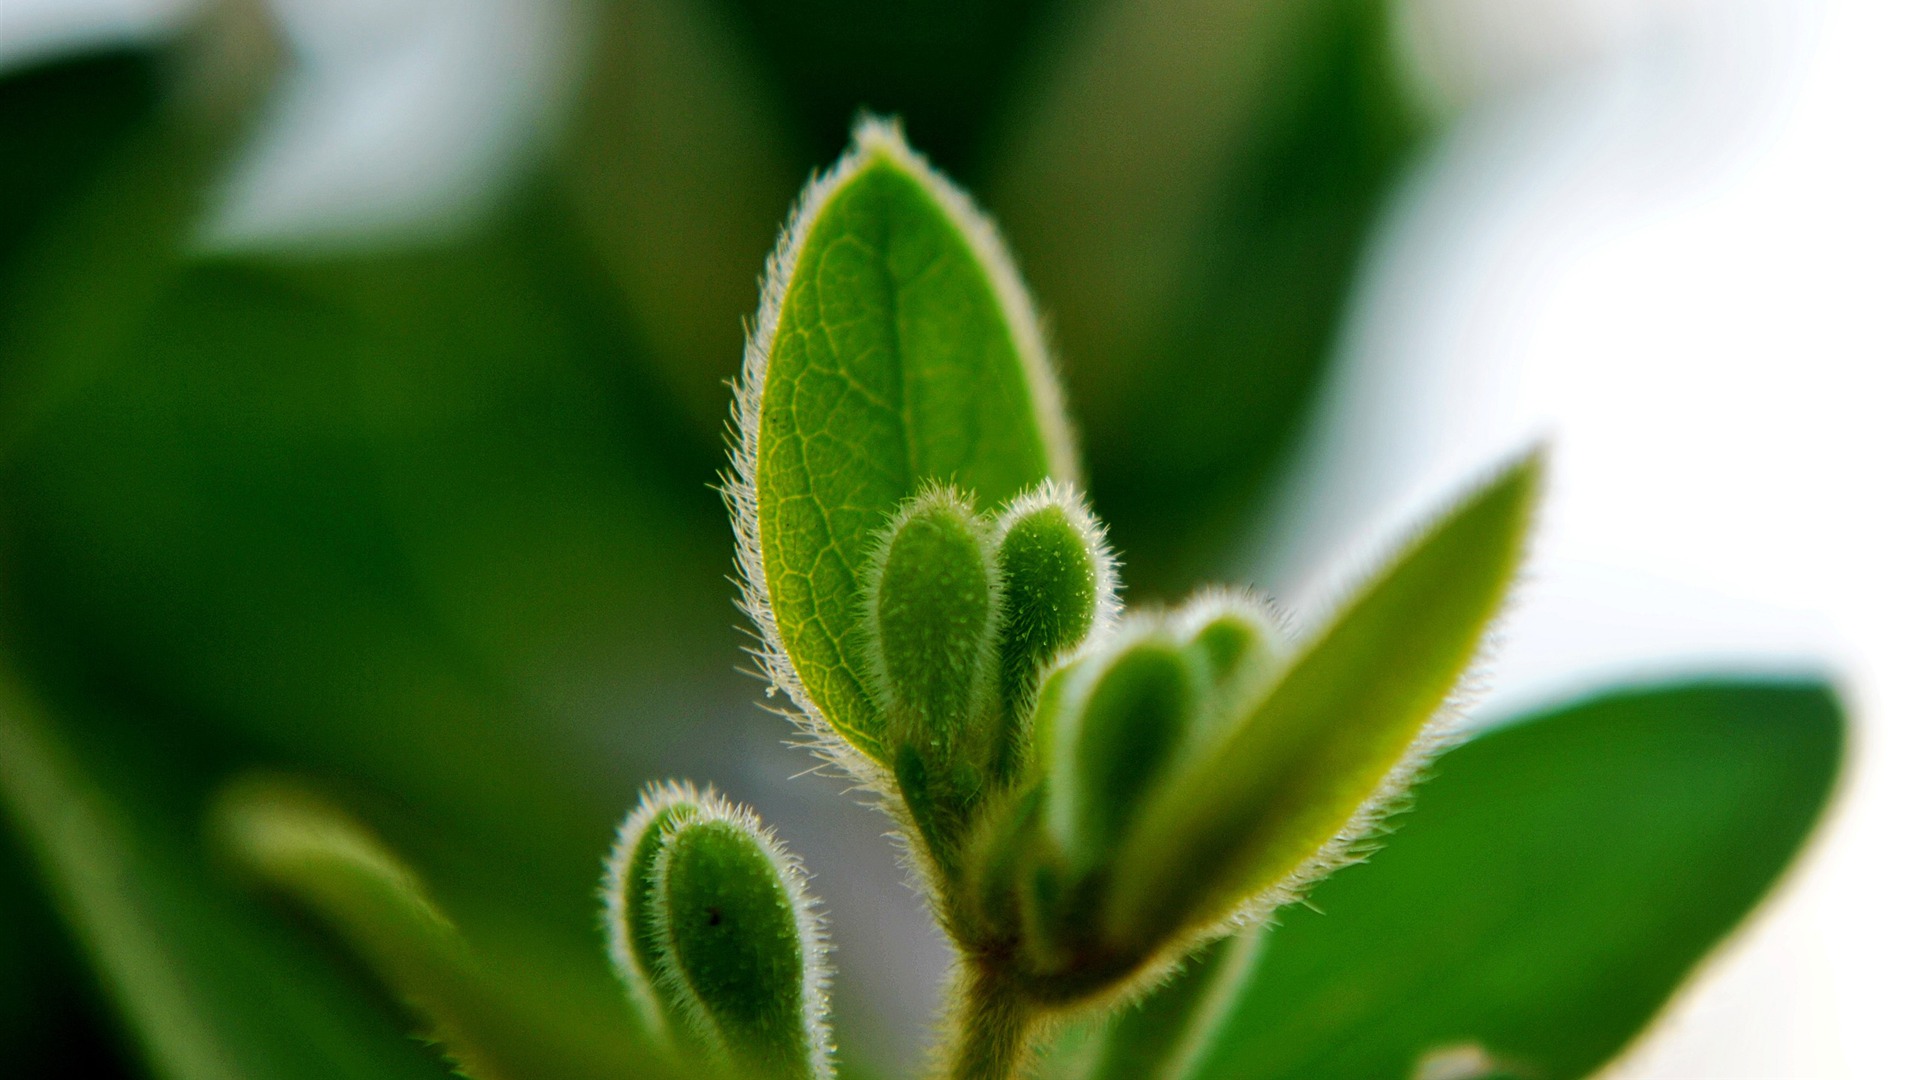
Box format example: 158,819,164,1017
943,961,1035,1080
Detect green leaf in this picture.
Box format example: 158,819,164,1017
0,668,448,1080
1083,929,1266,1080
991,485,1116,756
216,775,672,1080
1108,453,1540,947
634,793,833,1080
0,48,161,309
1189,679,1844,1080
562,0,799,433
733,118,1074,764
868,487,997,767
1048,638,1199,876
604,782,707,1042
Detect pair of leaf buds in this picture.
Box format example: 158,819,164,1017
601,452,1535,1079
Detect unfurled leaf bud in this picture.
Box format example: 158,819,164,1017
1176,593,1282,693
1175,593,1286,746
1044,630,1200,872
602,785,832,1079
867,487,997,775
991,484,1116,765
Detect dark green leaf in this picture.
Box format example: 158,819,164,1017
1190,679,1844,1080
0,48,162,308
991,0,1433,590
562,0,799,433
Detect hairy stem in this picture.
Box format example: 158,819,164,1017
942,960,1036,1080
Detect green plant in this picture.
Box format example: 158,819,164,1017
721,119,1541,1080
150,119,1826,1080
0,10,1845,1080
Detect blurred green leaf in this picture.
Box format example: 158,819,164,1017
0,62,740,1069
1189,679,1844,1080
562,0,800,434
215,776,670,1080
0,49,162,300
991,0,1431,590
717,0,1064,170
0,666,449,1080
740,121,1073,762
0,174,734,837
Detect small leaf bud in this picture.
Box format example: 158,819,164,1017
866,487,998,772
603,785,832,1079
990,483,1117,777
1045,630,1201,873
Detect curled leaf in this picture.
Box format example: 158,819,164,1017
1045,632,1200,875
602,781,706,1043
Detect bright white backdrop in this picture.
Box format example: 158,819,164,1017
2,0,1914,1075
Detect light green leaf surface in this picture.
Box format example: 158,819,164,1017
736,119,1074,762
1110,454,1539,945
1189,679,1844,1080
869,489,997,763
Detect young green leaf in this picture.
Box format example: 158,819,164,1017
868,487,998,771
730,117,1076,770
1172,592,1287,747
1045,631,1200,875
1174,593,1283,695
606,785,833,1080
1187,679,1844,1080
1106,452,1541,950
990,482,1117,773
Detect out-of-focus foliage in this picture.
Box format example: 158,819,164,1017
991,0,1430,592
